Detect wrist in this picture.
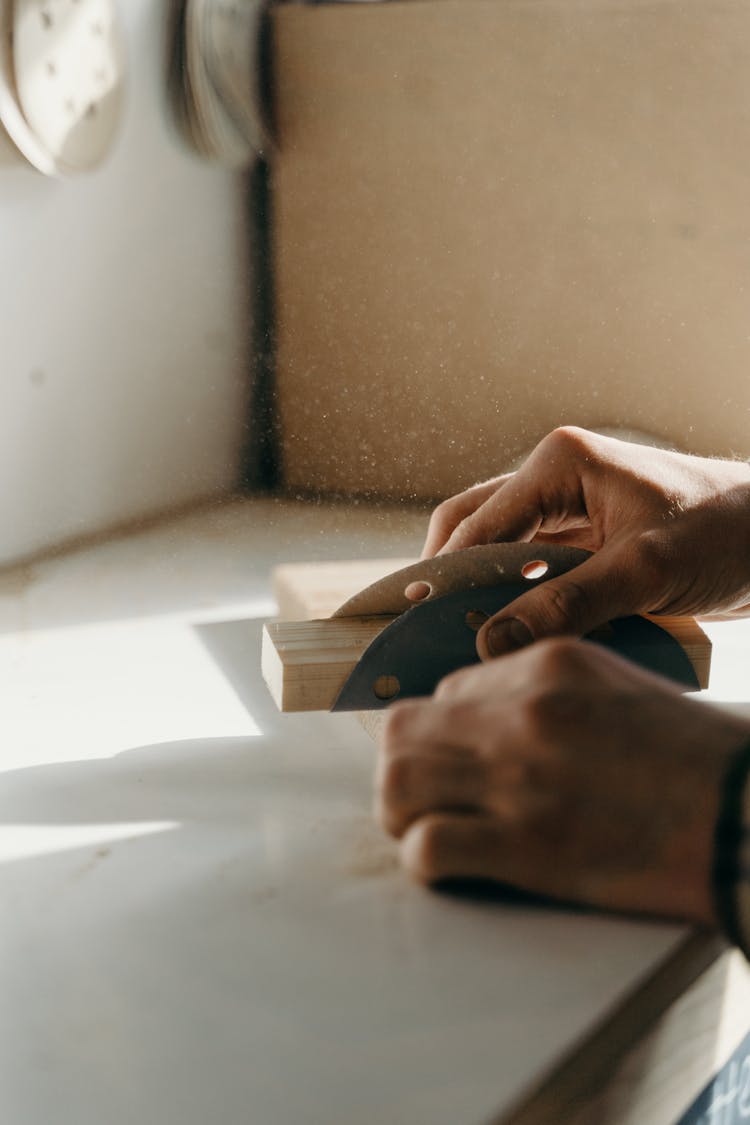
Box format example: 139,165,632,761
712,740,750,957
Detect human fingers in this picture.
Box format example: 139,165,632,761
438,477,544,554
397,789,715,922
438,428,594,555
375,750,490,838
434,635,599,705
384,685,532,760
400,813,555,892
421,476,510,558
396,650,750,925
398,809,708,921
378,693,531,834
475,544,643,658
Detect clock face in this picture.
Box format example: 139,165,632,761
0,0,125,175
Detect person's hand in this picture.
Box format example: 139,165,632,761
375,641,750,924
420,427,750,658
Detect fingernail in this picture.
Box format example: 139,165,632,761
487,618,534,656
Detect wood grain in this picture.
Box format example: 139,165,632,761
262,613,711,713
262,615,391,713
498,939,750,1125
272,557,414,621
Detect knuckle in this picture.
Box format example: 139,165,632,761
434,667,473,701
521,682,585,738
443,511,481,551
405,818,447,883
635,529,674,585
382,700,422,747
490,751,537,796
432,696,486,742
379,754,417,808
538,577,595,631
530,636,586,679
442,700,483,740
519,689,557,738
518,640,596,736
545,425,595,457
429,497,464,538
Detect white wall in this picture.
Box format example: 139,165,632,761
0,0,252,564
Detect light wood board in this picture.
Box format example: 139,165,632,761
273,557,415,621
503,942,750,1125
267,558,711,713
263,611,711,713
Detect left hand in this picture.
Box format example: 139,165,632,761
418,428,750,659
375,640,750,925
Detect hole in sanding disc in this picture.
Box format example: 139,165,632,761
521,560,549,580
373,674,400,700
405,581,432,602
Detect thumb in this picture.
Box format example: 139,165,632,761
476,547,642,659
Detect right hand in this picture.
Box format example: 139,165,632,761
376,638,750,925
421,427,750,657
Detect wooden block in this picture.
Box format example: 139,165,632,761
509,941,750,1125
273,557,415,621
262,615,393,713
262,613,711,713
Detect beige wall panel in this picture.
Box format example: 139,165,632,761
272,0,750,501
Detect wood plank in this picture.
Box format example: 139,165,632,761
262,615,392,713
273,557,415,621
262,613,711,713
500,938,750,1125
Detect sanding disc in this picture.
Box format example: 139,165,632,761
173,0,271,167
0,0,124,175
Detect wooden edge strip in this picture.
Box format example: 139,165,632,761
493,932,727,1125
644,614,711,690
262,614,711,713
262,616,394,712
272,558,416,622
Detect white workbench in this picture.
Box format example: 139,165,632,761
2,498,749,1125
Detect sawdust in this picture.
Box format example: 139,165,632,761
70,846,111,882
0,564,36,598
342,816,400,878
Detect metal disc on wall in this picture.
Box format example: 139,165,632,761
0,0,125,176
173,0,272,168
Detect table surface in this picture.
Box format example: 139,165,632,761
2,497,749,1125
